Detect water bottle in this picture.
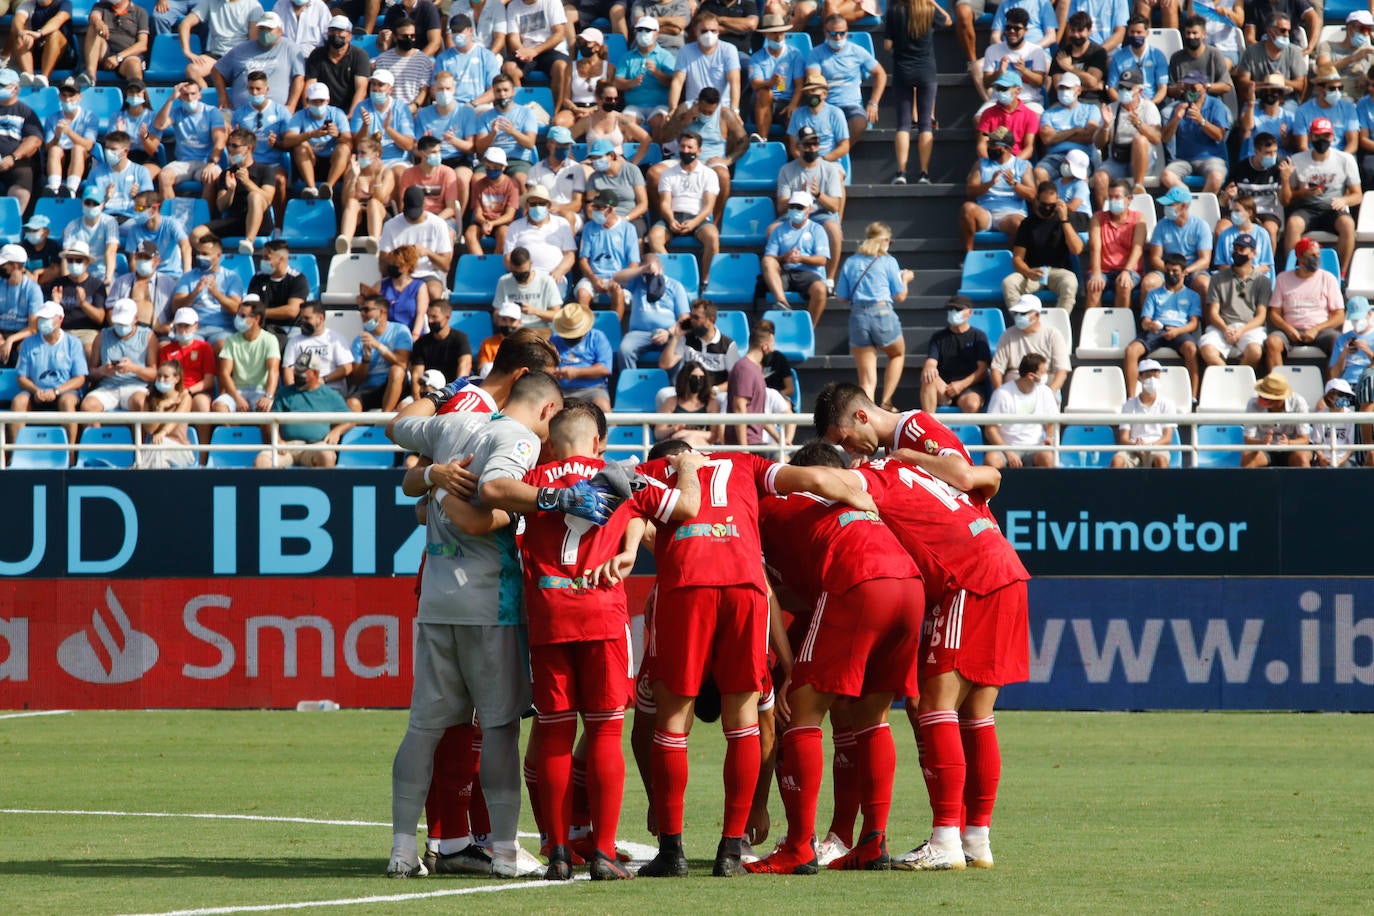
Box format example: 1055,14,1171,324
296,700,340,711
1111,329,1120,349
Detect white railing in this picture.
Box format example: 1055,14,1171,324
0,410,1369,467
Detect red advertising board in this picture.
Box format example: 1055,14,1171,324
0,577,657,710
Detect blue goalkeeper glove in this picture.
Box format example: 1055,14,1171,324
537,480,612,526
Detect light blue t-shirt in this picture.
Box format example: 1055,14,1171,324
992,0,1058,44
1329,329,1374,384
806,42,878,111
62,214,120,280
1240,106,1292,159
1142,285,1202,327
786,103,849,156
0,276,43,333
626,275,690,333
110,105,159,147
232,99,292,169
1109,46,1170,97
168,99,223,163
17,330,88,389
836,252,905,303
1169,95,1231,162
1150,215,1212,261
286,105,351,158
415,103,480,160
1214,224,1275,273
94,325,154,389
124,216,189,276
1056,176,1092,215
43,106,99,148
750,44,805,105
1069,0,1129,43
552,328,612,391
434,46,504,104
476,102,538,163
579,218,640,278
214,40,306,110
675,42,742,108
976,157,1029,214
622,46,676,109
1292,97,1359,141
87,161,153,218
174,266,246,330
766,219,830,261
350,98,417,163
1040,102,1100,156
352,320,413,386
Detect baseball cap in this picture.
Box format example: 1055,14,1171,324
1183,69,1208,85
546,125,574,145
1295,237,1322,258
133,241,159,259
1157,186,1192,206
483,146,508,166
992,70,1022,88
81,184,103,203
592,189,619,207
421,368,447,391
1233,232,1256,250
0,69,19,87
796,126,820,144
35,301,63,321
1116,68,1144,88
986,125,1014,148
635,15,659,30
306,82,330,101
0,243,27,265
371,69,395,87
109,298,138,325
788,190,814,208
1137,358,1163,375
1346,295,1371,321
496,300,522,321
1009,295,1042,313
258,11,283,28
402,185,427,219
294,350,324,372
57,76,81,94
588,138,615,157
172,306,200,326
1057,72,1081,88
1311,116,1335,135
1326,377,1356,397
23,214,49,230
1064,148,1090,179
524,183,552,204
580,27,605,45
1349,9,1374,26
328,14,352,30
60,239,93,259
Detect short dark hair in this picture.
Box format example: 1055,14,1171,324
690,297,717,321
696,87,721,105
492,73,514,90
1162,251,1188,268
1183,13,1206,31
1253,131,1278,148
648,439,692,461
749,319,775,348
1066,10,1092,30
242,297,268,321
247,70,268,84
679,130,703,148
1036,179,1058,198
263,239,289,255
509,246,531,267
507,369,563,407
428,299,452,314
364,295,389,313
812,382,873,438
228,126,255,148
1017,352,1048,376
417,135,440,152
1006,7,1030,25
791,439,847,468
552,399,608,440
1128,13,1150,28
393,16,416,31
450,13,472,31
199,233,223,252
104,130,131,147
491,328,559,375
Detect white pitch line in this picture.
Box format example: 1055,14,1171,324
0,809,392,827
0,710,71,720
114,881,571,916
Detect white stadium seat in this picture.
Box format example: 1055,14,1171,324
1039,307,1073,352
1190,192,1221,231
1282,364,1324,408
1148,28,1182,59
1197,364,1257,412
1155,365,1194,413
1346,249,1374,300
1077,308,1136,360
1066,365,1127,413
322,253,379,307
326,309,363,342
1357,202,1374,244
1130,193,1157,237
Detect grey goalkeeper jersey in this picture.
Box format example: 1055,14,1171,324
391,412,541,626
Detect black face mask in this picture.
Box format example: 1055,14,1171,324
1183,36,1202,51
601,98,623,112
1258,93,1281,105
384,263,400,278
328,34,347,49
644,272,666,301
396,36,416,52
497,323,515,337
512,270,530,283
1312,138,1332,153
494,97,511,109
1164,271,1184,287
1070,34,1087,46
687,373,708,393
679,151,698,165
1037,202,1056,217
800,148,819,163
806,93,822,108
1232,253,1251,267
1301,255,1321,272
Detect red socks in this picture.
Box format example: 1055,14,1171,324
854,722,895,836
827,727,860,846
918,710,965,829
583,710,626,857
468,731,491,836
425,724,474,840
722,724,761,838
534,712,576,847
651,729,689,835
779,726,823,851
960,715,1000,828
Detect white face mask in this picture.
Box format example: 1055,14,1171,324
1057,89,1076,107
698,30,718,49
1014,313,1033,330
1140,377,1159,394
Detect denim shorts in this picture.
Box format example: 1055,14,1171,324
849,303,902,349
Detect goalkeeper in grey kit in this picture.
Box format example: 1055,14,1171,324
383,370,629,879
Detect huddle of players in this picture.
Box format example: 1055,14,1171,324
382,328,1031,880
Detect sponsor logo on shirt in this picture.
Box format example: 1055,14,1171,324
673,520,740,541
426,542,466,558
836,509,881,527
968,517,999,537
538,574,594,591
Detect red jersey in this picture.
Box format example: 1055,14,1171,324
438,381,498,415
158,338,216,390
638,451,783,592
759,492,920,607
893,409,973,463
852,458,1029,601
521,456,679,645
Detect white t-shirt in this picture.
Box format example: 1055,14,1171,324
528,158,587,206
1288,149,1361,207
1106,98,1162,146
505,0,568,54
658,163,720,217
503,215,576,275
1311,409,1355,465
987,379,1059,447
283,328,354,392
1118,393,1178,443
983,43,1051,104
378,212,455,280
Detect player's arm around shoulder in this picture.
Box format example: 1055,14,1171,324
891,447,1002,498
773,464,878,513
435,486,514,535
664,450,706,519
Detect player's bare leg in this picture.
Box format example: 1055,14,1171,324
746,703,777,853
630,689,658,836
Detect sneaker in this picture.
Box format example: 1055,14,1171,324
916,172,932,185
815,831,851,867
301,186,319,199
827,830,890,871
491,845,543,878
891,171,907,185
542,840,586,866
237,239,254,255
75,72,94,89
743,842,819,875
637,835,689,878
712,836,745,877
334,235,351,255
431,843,493,876
18,71,32,89
591,849,635,881
386,854,429,878
892,837,967,871
962,833,994,869
362,236,379,254
739,838,759,864
32,73,48,89
544,845,574,881
749,132,765,143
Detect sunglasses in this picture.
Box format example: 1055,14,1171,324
827,30,847,38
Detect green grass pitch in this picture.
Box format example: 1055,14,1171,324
1,710,1371,915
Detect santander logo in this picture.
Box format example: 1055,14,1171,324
56,587,159,684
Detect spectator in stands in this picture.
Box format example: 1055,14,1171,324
126,191,191,277
87,131,152,222
1317,11,1374,99
475,300,522,376
632,0,690,52
976,71,1039,161
305,15,371,115
1035,73,1099,185
1054,149,1094,225
726,320,780,447
616,252,690,369
655,360,724,445
1242,372,1311,467
835,220,912,408
436,15,502,108
669,13,742,110
1235,14,1305,108
961,126,1034,251
399,136,461,240
20,214,60,282
80,0,149,88
476,74,539,182
1108,15,1167,105
277,0,331,56
1224,133,1284,253
548,302,613,411
660,87,747,224
982,8,1050,106
228,70,292,219
7,5,75,90
1167,14,1232,101
1251,0,1319,58
990,0,1057,48
528,126,586,230
503,0,573,114
1141,186,1211,300
181,0,265,87
1064,0,1127,48
1049,11,1109,104
194,127,276,256
659,297,740,390
10,300,85,445
991,295,1070,393
776,126,845,284
361,243,429,340
883,0,946,183
1312,378,1358,467
575,190,639,318
111,81,160,181
352,69,417,172
62,185,119,283
552,27,615,130
1329,295,1374,393
984,352,1058,468
211,294,281,415
255,351,354,467
1200,231,1270,370
1237,74,1292,162
805,13,885,149
377,0,443,56
0,243,41,366
586,139,650,235
44,239,105,342
155,306,218,411
785,74,851,163
576,82,653,171
409,300,471,399
762,190,830,322
1086,178,1145,308
1126,251,1202,399
1110,357,1177,468
155,81,228,201
748,14,803,141
1159,72,1230,196
282,301,354,392
619,15,675,136
464,146,520,254
1294,66,1359,155
82,297,158,414
415,73,479,209
1091,67,1160,197
647,132,721,283
1265,238,1346,367
380,185,455,304
171,233,245,346
336,137,394,254
1215,197,1275,275
212,16,305,112
701,0,759,55
1003,180,1082,311
504,183,577,296
131,360,199,468
494,245,563,329
43,79,98,200
248,239,308,349
1283,118,1362,275
347,295,411,411
376,18,436,110
285,82,352,198
920,293,990,413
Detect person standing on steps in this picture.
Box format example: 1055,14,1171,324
885,0,950,185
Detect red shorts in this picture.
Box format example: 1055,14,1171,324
531,632,634,713
792,577,925,699
920,580,1030,687
651,584,769,697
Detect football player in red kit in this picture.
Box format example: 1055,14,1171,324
632,439,877,879
747,440,926,875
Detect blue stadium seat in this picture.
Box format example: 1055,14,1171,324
604,32,628,66
1195,425,1243,468
703,253,759,306
1059,425,1116,468
336,426,397,468
0,368,19,405
1282,247,1342,277
659,252,700,298
74,426,136,468
593,309,622,351
848,31,875,56
287,254,321,301
785,32,813,55
144,86,176,122
732,142,787,194
82,86,124,133
719,196,774,248
967,307,1006,349
450,255,508,306
947,424,984,465
762,309,815,362
513,86,554,115
604,424,649,463
0,197,19,239
220,253,255,290
10,426,70,470
614,368,669,412
714,310,749,349
622,141,662,165
281,198,337,248
450,310,493,348
958,250,1014,301
34,197,83,234
1325,0,1366,21
788,368,801,412
161,196,210,231
206,427,263,468
70,0,95,28
21,87,59,122
353,34,379,55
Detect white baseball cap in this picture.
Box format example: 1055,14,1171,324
258,11,283,29
328,14,352,30
1348,9,1374,26
371,69,395,87
788,190,814,208
109,298,138,324
635,15,659,30
484,146,508,166
1137,358,1164,374
1009,295,1043,313
35,300,63,320
1326,377,1355,396
172,306,200,326
0,243,27,265
306,82,330,101
1064,148,1090,180
496,300,521,320
580,27,605,45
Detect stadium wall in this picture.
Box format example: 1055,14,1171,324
1,470,1371,711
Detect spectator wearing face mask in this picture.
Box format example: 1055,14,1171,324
42,240,107,347
1265,237,1346,368
156,306,218,411
43,78,99,200
1242,372,1311,468
284,80,355,200
1237,75,1292,164
375,16,436,110
248,239,310,350
125,194,193,283
0,243,43,368
1124,251,1201,401
1108,15,1168,106
1086,178,1145,309
62,184,120,285
1035,73,1100,186
304,17,373,114
1110,358,1178,468
920,294,990,414
1160,70,1231,195
1049,11,1110,104
20,214,61,282
476,300,524,376
990,295,1070,393
654,359,724,446
1312,378,1358,468
493,246,564,330
748,14,805,140
977,70,1039,161
1090,67,1161,198
1222,133,1284,253
210,12,305,110
1293,65,1359,156
1002,180,1082,312
1328,296,1374,402
86,131,153,222
282,301,355,392
435,15,503,107
1199,232,1269,371
1166,14,1233,103
982,7,1050,106
1281,118,1362,276
9,301,86,448
82,296,159,414
213,294,283,416
668,13,741,110
409,300,472,401
1235,14,1306,111
1141,185,1211,301
575,190,640,319
984,351,1059,469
